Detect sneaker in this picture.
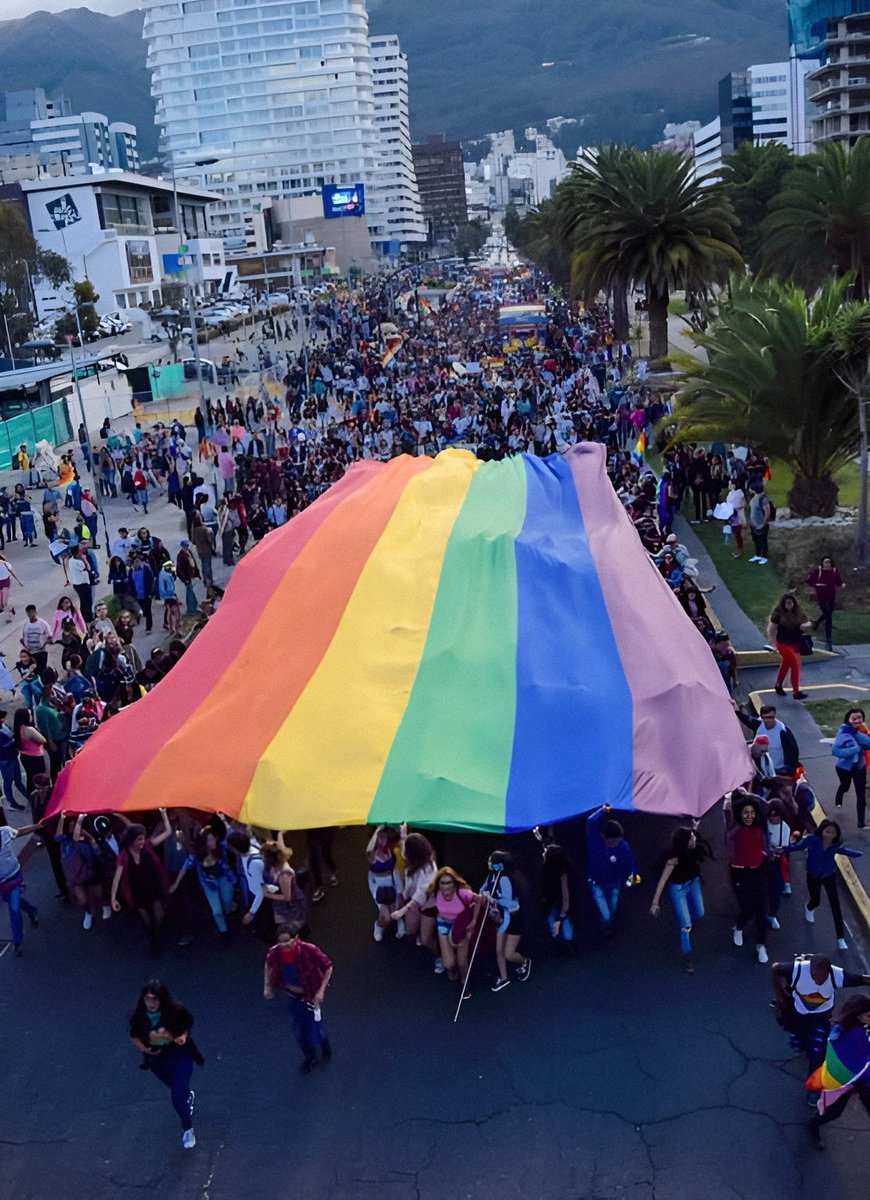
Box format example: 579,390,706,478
102,905,112,920
299,1059,316,1074
769,917,780,930
756,557,768,565
178,934,194,947
329,875,339,888
311,887,326,903
491,977,510,992
182,1129,196,1150
433,957,445,974
461,986,472,1000
837,937,848,950
516,957,532,981
732,927,744,947
757,945,769,964
373,921,384,942
774,684,786,696
684,955,695,974
783,883,792,895
395,918,406,939
805,905,815,924
793,692,809,701
29,912,38,928
189,1091,195,1120
748,556,760,563
82,912,93,930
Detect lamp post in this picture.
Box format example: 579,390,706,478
66,334,110,553
169,170,210,432
858,395,869,567
38,226,86,348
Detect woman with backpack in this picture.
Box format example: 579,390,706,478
482,850,531,992
426,866,483,996
831,707,870,830
128,979,203,1150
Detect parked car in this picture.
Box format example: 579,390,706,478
181,357,218,384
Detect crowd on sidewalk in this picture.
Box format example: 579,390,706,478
2,267,869,1152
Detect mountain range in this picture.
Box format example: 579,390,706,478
0,2,789,159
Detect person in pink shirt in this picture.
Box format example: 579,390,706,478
426,867,482,996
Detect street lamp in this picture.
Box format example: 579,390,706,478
2,310,27,369
168,167,212,432
37,226,86,348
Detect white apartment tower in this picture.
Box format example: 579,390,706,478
142,0,380,251
367,34,426,257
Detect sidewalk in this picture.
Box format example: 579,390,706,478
683,517,870,933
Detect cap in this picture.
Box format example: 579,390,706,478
180,539,189,547
755,735,770,747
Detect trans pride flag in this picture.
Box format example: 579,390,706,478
51,445,749,832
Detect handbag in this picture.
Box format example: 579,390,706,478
374,884,397,906
799,633,814,656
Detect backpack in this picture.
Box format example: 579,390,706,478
768,500,776,522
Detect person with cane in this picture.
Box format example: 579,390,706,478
481,850,531,992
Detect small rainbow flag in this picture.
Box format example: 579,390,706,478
806,1024,870,1113
381,333,404,367
635,430,647,455
418,295,433,314
50,446,749,832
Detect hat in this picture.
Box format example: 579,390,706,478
665,534,677,544
180,539,189,547
755,735,770,747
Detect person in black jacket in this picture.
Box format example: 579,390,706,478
129,980,203,1149
734,703,800,778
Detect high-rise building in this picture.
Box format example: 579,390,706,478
411,135,468,245
719,71,754,156
749,63,790,145
804,5,870,145
367,34,426,258
143,0,380,253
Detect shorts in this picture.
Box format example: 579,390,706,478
436,916,454,938
421,905,438,919
500,910,522,936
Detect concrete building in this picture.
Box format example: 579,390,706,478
692,116,724,180
143,0,380,253
653,121,701,155
0,90,140,183
411,135,468,245
807,7,870,145
244,193,370,276
749,63,790,145
0,171,223,315
366,34,426,259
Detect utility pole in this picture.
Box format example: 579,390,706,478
858,394,869,567
170,171,209,432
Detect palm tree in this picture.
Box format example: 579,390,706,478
670,276,870,516
760,140,870,299
561,146,742,362
719,140,793,273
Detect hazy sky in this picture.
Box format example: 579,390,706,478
3,1,137,16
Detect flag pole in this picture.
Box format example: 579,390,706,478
453,865,503,1024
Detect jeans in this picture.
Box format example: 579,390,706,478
730,864,768,945
0,758,28,807
1,872,39,948
138,597,153,632
750,526,768,557
185,582,199,616
547,908,575,942
667,877,704,954
287,994,327,1065
200,873,235,934
307,827,337,890
835,764,867,827
767,856,785,919
815,597,835,645
148,1047,194,1131
589,881,621,929
73,583,93,623
807,872,845,939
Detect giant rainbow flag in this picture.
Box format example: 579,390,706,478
807,1023,870,1113
51,445,750,831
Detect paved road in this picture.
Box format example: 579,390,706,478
3,811,868,1199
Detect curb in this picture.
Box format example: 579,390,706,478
747,688,870,935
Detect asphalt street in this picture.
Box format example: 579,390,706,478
2,811,868,1199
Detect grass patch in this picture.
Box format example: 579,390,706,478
804,700,852,738
765,459,861,510
690,512,870,643
690,519,784,633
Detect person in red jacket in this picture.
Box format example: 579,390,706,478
806,555,844,652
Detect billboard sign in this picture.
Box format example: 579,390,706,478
322,183,366,219
45,192,82,230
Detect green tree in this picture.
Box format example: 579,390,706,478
562,146,742,363
54,279,100,342
454,218,491,262
760,140,870,299
720,141,793,273
510,198,572,291
670,275,870,516
0,201,71,314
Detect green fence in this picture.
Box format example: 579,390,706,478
0,400,73,471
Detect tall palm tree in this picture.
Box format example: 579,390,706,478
760,140,870,299
562,146,742,361
670,275,870,516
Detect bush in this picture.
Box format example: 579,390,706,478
768,524,870,615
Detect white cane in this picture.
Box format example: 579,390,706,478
453,865,503,1024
